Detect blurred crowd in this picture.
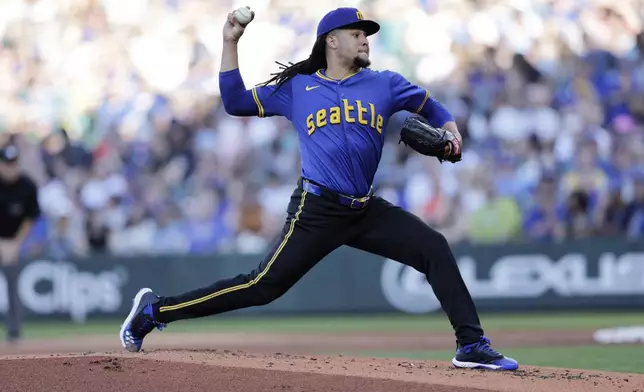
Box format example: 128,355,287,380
1,0,644,259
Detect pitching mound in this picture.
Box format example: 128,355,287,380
0,329,598,356
2,350,643,392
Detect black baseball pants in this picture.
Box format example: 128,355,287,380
154,180,484,345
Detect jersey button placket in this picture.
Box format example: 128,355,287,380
337,82,357,193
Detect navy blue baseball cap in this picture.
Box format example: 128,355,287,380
316,8,380,38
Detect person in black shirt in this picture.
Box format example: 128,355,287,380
0,144,41,342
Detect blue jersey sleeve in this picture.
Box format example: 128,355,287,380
387,71,454,128
219,69,293,119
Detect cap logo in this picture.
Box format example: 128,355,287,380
5,145,18,159
356,11,364,20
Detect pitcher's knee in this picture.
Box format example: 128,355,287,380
422,228,450,252
434,231,450,249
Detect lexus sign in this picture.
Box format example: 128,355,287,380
381,252,644,313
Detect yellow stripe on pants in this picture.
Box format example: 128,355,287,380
158,191,308,313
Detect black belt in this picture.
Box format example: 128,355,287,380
298,177,372,209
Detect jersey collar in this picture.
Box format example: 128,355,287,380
315,68,363,83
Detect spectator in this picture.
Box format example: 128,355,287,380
624,176,644,238
85,210,110,254
561,190,597,239
522,176,565,242
236,197,269,255
467,176,522,244
599,188,629,237
151,204,190,255
181,189,231,254
108,204,156,255
46,214,79,260
560,138,610,220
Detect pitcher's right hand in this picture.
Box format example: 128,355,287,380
223,10,253,44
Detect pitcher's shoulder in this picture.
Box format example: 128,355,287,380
377,69,405,78
363,68,399,81
362,68,385,77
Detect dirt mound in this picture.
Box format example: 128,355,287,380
0,329,597,356
0,329,641,391
1,350,642,392
0,355,477,392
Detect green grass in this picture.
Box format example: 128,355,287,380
341,345,644,374
1,311,642,339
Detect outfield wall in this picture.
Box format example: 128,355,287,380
1,238,643,322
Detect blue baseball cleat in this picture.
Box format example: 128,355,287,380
120,288,166,352
451,336,519,371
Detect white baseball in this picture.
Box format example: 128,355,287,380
233,6,254,26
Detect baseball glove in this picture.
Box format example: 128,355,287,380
398,116,462,163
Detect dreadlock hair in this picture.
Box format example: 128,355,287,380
256,34,328,94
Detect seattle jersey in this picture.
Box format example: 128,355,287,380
219,67,453,196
